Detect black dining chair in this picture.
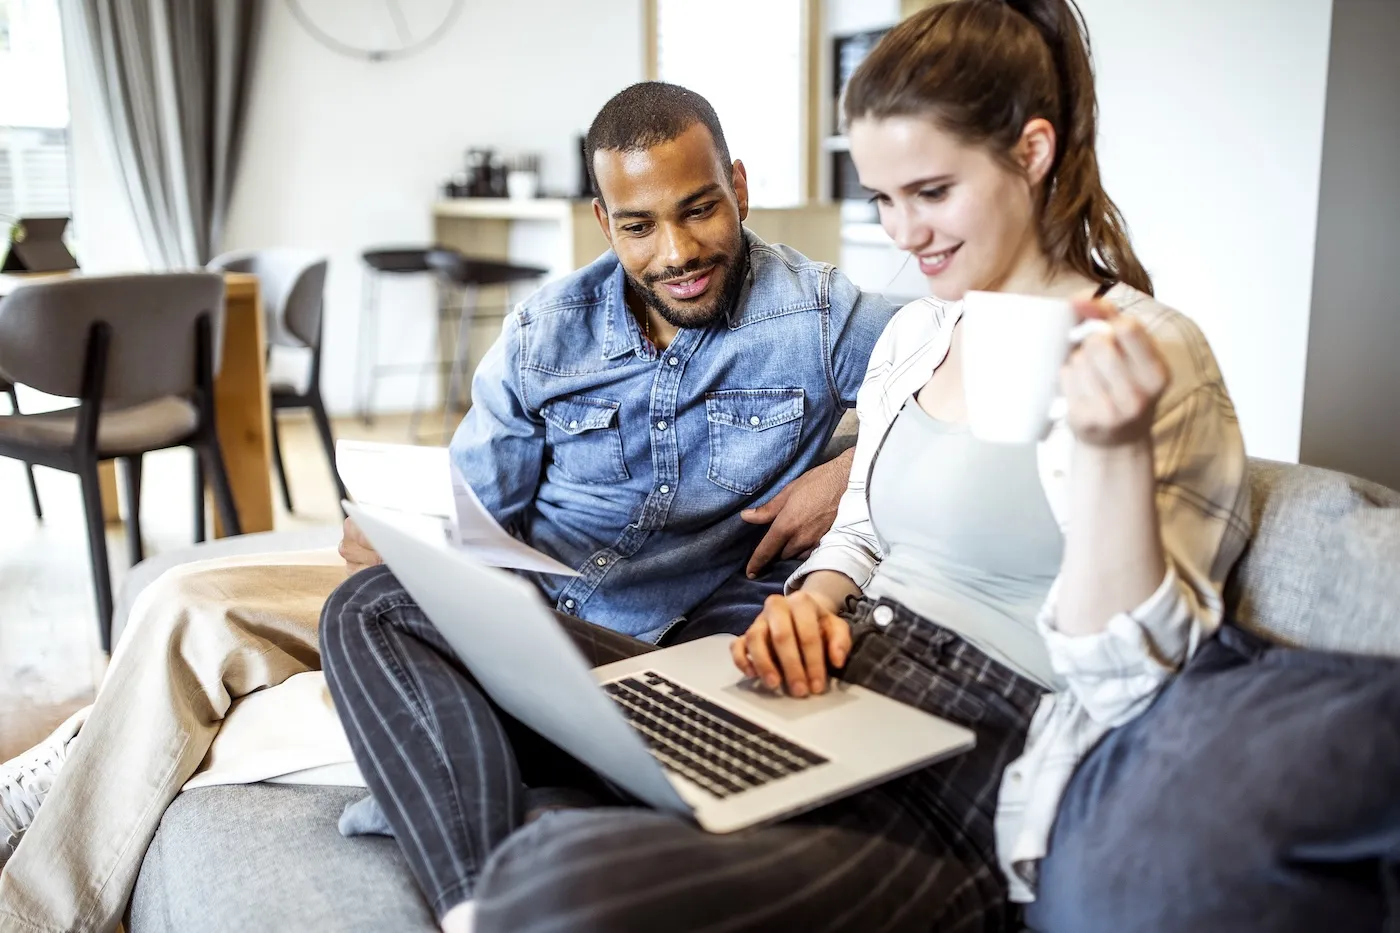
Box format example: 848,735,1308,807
208,249,347,513
0,273,242,652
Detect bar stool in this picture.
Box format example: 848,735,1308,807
419,249,547,438
355,245,546,439
355,247,437,425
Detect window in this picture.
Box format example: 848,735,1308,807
654,0,806,208
0,0,72,223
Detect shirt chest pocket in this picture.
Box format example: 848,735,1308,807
705,388,805,496
541,395,630,483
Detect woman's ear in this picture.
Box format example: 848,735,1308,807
1017,118,1057,186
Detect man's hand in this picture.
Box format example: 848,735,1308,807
741,448,854,578
339,517,383,577
731,591,851,698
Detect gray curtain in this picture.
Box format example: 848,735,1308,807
62,0,262,269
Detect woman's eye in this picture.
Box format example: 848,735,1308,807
919,186,950,202
866,192,892,206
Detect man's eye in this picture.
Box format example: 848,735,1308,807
623,224,652,236
688,203,716,218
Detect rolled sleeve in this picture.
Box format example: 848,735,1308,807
786,534,880,595
1037,566,1201,726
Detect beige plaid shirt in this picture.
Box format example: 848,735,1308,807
787,285,1251,901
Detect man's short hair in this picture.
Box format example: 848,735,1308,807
584,82,733,201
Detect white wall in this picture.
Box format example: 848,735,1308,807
1079,0,1334,462
221,0,642,415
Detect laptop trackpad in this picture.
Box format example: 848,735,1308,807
720,678,859,722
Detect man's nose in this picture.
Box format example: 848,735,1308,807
655,221,700,272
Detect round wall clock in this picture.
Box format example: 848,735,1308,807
286,0,465,62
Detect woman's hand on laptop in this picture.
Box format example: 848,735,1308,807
732,590,851,699
339,517,384,577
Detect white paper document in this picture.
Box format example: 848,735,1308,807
335,440,577,576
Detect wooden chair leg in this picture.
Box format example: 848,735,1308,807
78,459,116,653
269,409,293,513
201,436,243,537
192,448,206,543
309,390,349,510
122,455,144,567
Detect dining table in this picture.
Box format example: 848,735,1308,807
0,270,275,538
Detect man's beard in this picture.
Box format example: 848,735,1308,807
627,239,749,330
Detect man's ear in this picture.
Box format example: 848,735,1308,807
1016,118,1057,187
731,160,750,222
592,198,614,247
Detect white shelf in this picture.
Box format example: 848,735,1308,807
840,222,895,246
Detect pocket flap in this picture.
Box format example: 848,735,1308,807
542,395,620,434
705,388,805,432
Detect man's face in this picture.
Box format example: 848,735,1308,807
592,123,750,329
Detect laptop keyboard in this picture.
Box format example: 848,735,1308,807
603,672,828,799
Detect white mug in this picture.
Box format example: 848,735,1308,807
960,291,1106,444
507,170,539,201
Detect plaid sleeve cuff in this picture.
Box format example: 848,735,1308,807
1037,567,1188,726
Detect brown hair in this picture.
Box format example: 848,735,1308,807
843,0,1153,295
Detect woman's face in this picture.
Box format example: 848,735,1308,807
849,115,1048,301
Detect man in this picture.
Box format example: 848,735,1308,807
319,82,895,933
0,82,893,933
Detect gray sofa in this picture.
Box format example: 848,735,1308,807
121,458,1400,932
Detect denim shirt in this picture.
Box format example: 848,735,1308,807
449,230,896,641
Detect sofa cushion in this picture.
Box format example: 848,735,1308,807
1226,458,1400,654
127,784,437,933
1029,623,1400,933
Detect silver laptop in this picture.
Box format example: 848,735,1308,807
346,501,975,834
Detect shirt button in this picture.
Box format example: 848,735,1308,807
659,484,670,494
749,416,761,426
595,556,608,567
655,421,667,431
872,605,894,627
667,357,679,366
564,599,576,611
569,420,579,429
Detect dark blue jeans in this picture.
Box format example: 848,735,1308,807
665,558,803,644
1029,624,1400,933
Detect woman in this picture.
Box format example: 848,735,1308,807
732,0,1248,917
454,3,1248,932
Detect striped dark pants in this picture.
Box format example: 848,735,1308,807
320,565,1041,933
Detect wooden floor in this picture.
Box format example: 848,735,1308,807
0,411,443,761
